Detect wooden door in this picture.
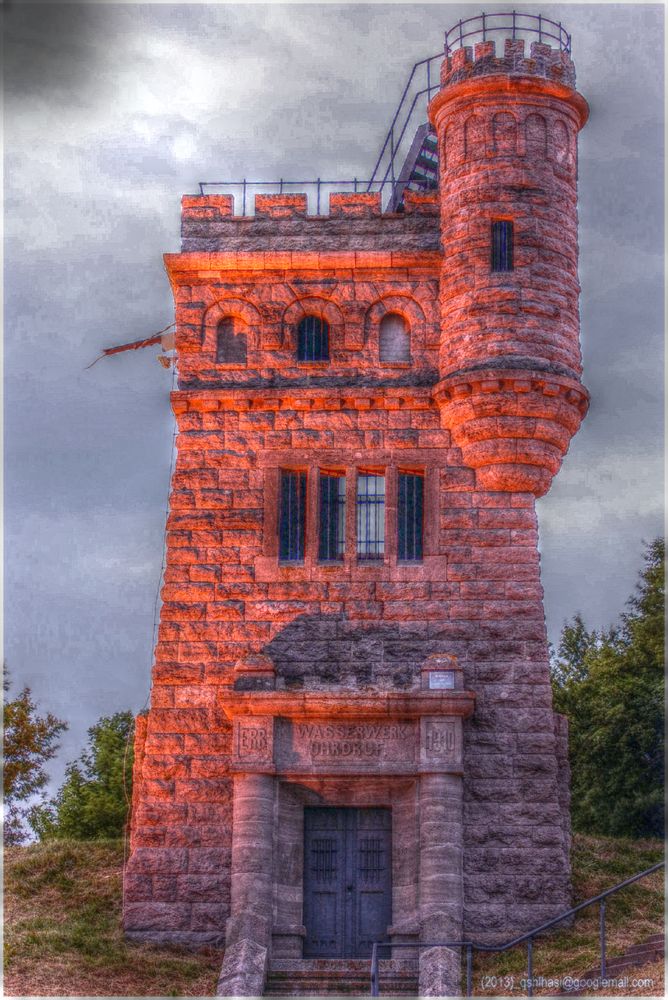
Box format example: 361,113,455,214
303,807,392,958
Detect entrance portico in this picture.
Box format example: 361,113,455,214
216,656,475,996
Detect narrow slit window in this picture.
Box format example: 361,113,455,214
318,472,346,561
297,316,329,362
398,471,424,562
491,220,514,272
356,472,385,561
279,470,306,561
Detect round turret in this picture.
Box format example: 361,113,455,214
430,14,589,496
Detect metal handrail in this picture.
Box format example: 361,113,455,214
445,11,571,55
197,177,400,214
365,53,441,199
370,860,664,997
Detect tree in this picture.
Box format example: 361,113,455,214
30,711,135,841
551,539,665,838
3,668,68,845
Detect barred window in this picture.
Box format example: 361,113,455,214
398,471,424,561
491,220,514,272
216,317,247,364
297,316,329,362
279,470,306,561
318,472,346,561
379,313,410,363
356,472,385,561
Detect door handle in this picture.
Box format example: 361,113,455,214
346,884,354,892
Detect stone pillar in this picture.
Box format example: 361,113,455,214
418,772,463,997
217,772,275,997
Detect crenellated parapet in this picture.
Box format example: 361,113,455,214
441,38,576,89
180,190,441,253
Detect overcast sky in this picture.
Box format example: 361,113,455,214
4,1,664,793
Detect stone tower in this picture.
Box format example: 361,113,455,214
124,14,589,997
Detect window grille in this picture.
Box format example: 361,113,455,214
298,316,329,362
379,313,410,363
359,837,384,883
398,471,424,561
311,838,338,883
279,470,306,561
356,473,385,561
491,220,514,272
216,317,247,364
318,472,346,561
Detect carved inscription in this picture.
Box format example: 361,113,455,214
426,721,455,753
300,723,409,759
240,726,268,755
422,719,460,767
276,719,416,772
236,718,273,762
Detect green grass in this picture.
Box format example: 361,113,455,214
4,833,664,996
4,839,221,996
472,832,664,996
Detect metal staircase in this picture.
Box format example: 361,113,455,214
386,123,439,211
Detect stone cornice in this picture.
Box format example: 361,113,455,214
429,73,589,130
433,366,589,415
171,386,435,414
164,250,442,287
218,689,476,720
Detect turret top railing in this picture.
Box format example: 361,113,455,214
445,11,571,55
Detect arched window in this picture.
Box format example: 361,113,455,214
297,316,329,362
379,313,410,362
216,317,247,364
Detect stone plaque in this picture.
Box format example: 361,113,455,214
275,719,417,773
420,717,462,769
235,717,273,763
428,671,455,690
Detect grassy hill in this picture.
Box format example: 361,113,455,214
4,840,220,996
4,834,664,996
474,834,664,996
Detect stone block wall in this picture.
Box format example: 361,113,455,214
125,37,587,953
125,249,571,942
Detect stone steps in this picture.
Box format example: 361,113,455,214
264,958,418,997
561,933,665,994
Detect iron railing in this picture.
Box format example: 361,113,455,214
445,11,571,56
198,12,573,211
370,860,665,997
197,177,404,213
